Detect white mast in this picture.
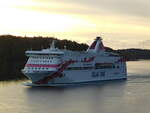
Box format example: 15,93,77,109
50,40,56,50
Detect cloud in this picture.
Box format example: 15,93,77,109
139,40,150,48
30,0,150,19
1,0,150,49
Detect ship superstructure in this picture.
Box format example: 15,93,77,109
22,37,127,86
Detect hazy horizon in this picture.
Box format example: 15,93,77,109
0,0,150,49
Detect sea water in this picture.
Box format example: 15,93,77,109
0,60,150,113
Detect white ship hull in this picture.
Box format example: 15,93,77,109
23,62,127,86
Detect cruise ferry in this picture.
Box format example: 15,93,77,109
22,36,127,86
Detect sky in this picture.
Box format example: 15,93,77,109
0,0,150,49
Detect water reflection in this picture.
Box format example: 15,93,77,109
24,80,127,113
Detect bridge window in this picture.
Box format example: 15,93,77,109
95,63,114,69
117,65,119,68
66,67,93,70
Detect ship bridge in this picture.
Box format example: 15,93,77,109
25,50,64,56
26,40,64,56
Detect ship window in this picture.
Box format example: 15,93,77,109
66,67,72,70
83,67,93,70
66,67,93,70
75,67,81,70
95,63,114,69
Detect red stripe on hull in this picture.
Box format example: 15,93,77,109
34,60,77,84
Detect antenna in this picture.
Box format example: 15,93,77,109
64,45,67,50
30,46,32,51
50,40,56,50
